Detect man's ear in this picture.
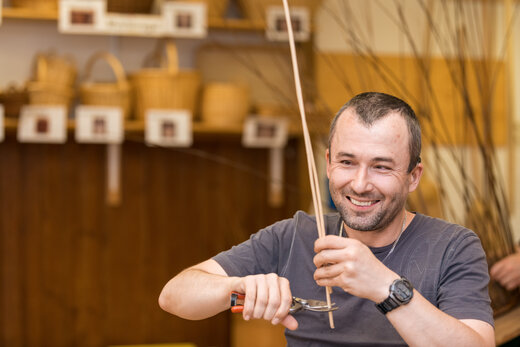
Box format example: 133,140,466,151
325,148,331,179
408,163,423,193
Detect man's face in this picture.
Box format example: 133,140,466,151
326,108,422,232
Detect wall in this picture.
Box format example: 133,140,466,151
0,132,305,346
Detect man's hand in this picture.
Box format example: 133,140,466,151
235,273,298,330
490,250,520,290
313,235,399,303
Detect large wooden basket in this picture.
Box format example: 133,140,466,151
27,82,75,111
79,52,132,119
201,82,250,126
130,41,201,120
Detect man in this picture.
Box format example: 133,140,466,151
159,92,494,346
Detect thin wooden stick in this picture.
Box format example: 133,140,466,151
281,0,334,329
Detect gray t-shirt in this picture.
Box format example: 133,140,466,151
213,211,493,346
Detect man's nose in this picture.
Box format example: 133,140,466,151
350,167,373,193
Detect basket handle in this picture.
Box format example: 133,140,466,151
83,52,127,87
142,39,179,74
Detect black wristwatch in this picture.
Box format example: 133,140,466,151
376,276,414,315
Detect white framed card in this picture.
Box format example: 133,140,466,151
18,105,67,144
75,105,123,144
105,13,166,37
242,117,288,148
145,109,193,147
0,105,4,142
163,1,207,38
265,6,310,42
59,0,106,34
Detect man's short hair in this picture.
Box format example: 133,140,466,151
328,92,422,173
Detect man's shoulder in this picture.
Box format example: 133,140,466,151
411,213,481,246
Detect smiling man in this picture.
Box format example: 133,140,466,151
159,92,494,346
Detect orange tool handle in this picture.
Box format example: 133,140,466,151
230,291,245,313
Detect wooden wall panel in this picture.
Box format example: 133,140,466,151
0,135,305,347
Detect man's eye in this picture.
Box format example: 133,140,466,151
340,160,352,165
375,165,391,171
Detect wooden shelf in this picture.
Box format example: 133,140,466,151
3,118,301,137
1,8,266,31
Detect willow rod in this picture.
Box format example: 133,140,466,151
281,0,334,329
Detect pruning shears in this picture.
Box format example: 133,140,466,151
230,291,338,314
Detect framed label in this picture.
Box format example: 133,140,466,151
75,105,123,144
163,1,207,38
18,105,67,144
105,13,166,37
59,0,106,34
265,6,310,42
0,105,4,142
145,109,193,147
242,117,288,148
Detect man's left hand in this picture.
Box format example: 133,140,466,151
313,235,400,303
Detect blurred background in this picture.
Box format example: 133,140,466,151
1,0,520,346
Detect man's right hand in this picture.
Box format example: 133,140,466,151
234,273,298,330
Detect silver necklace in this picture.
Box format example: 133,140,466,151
339,212,407,263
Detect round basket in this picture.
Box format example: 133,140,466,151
237,0,322,24
130,41,201,121
0,85,29,118
201,82,250,126
79,52,132,119
27,81,75,112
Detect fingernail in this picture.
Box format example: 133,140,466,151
244,315,250,321
272,318,279,325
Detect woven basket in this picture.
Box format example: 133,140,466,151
238,0,322,24
11,0,57,10
27,82,75,111
106,0,155,14
79,52,132,119
130,41,201,121
0,85,29,118
34,52,77,88
201,82,250,126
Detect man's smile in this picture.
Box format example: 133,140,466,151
348,196,380,207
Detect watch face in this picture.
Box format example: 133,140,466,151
393,281,412,302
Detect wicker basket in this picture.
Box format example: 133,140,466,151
130,40,201,120
0,85,29,118
27,81,75,111
79,52,132,119
11,0,57,10
34,52,77,88
238,0,322,24
201,82,250,126
106,0,155,14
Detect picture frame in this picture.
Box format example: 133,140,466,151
265,6,310,42
59,0,106,34
18,105,67,144
104,13,166,37
242,117,288,148
75,106,124,144
145,109,193,147
163,1,207,38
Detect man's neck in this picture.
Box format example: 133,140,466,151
343,210,412,248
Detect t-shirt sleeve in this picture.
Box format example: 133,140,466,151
212,216,296,277
437,231,494,326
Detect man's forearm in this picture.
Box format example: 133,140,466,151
387,291,494,347
159,264,239,320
